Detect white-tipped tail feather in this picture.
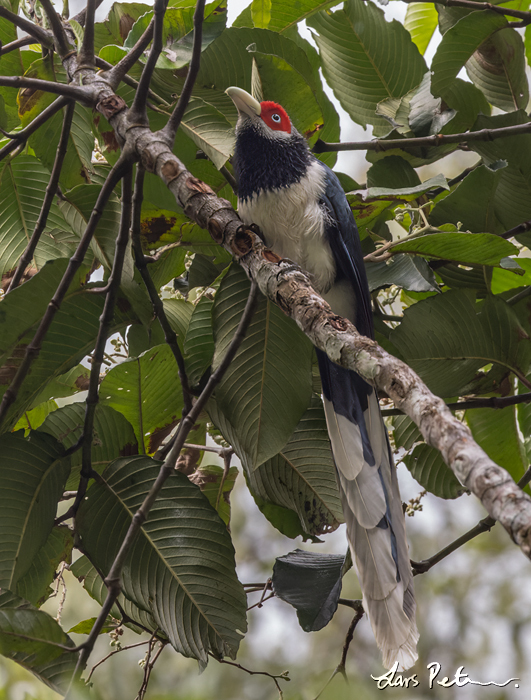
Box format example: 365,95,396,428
324,392,419,670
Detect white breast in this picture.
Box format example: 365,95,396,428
238,160,336,295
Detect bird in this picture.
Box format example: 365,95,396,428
225,86,419,670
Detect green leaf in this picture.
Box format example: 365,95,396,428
390,415,422,451
466,28,528,113
366,155,421,190
307,0,426,133
468,112,531,232
0,156,71,280
212,265,313,470
466,402,527,482
13,400,57,435
70,555,159,635
100,344,183,454
404,2,438,55
0,608,75,666
180,97,233,169
162,297,194,348
391,232,518,267
272,550,344,631
431,11,508,101
29,104,95,190
148,246,187,289
430,164,505,235
366,255,439,293
367,174,449,199
40,403,139,490
93,2,154,50
184,294,215,387
58,184,121,270
31,364,90,407
390,290,531,397
402,444,466,499
251,0,271,28
492,258,531,294
190,464,238,526
16,527,74,606
67,616,118,635
235,0,339,32
0,276,134,431
245,396,343,536
76,455,247,663
0,432,70,591
0,14,24,129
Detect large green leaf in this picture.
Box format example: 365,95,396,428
180,97,233,169
100,344,184,454
0,275,134,431
212,265,313,470
0,432,70,592
190,464,239,526
307,0,426,133
468,112,531,231
391,232,518,266
402,444,466,499
0,156,71,280
404,2,438,55
235,0,339,32
58,184,121,270
16,526,74,606
466,402,527,482
431,11,508,101
430,165,505,235
184,294,215,387
76,455,247,663
272,550,344,632
466,28,528,113
390,290,531,397
40,403,139,489
246,396,343,536
29,104,95,190
70,555,159,635
366,255,439,293
0,15,25,129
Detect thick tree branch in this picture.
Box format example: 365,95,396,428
0,7,53,46
0,155,130,430
64,281,258,692
39,0,71,57
129,0,167,125
78,0,96,68
312,121,531,154
107,20,155,89
402,0,531,22
131,166,194,416
0,76,89,102
72,0,104,26
6,102,75,294
382,392,531,416
162,0,206,142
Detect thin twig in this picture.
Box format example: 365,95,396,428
0,76,88,102
412,466,531,575
0,96,69,162
136,638,166,700
64,282,259,694
39,0,71,57
247,592,275,611
78,0,96,68
402,0,531,22
0,7,53,46
215,448,234,511
96,58,170,108
129,0,167,125
381,392,531,416
0,155,131,431
501,219,531,241
312,606,364,700
108,20,155,89
162,0,206,143
130,166,193,417
0,36,34,56
312,121,531,154
86,640,151,683
7,102,75,294
213,655,290,699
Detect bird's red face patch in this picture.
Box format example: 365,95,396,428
260,101,291,134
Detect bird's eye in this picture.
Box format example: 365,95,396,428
271,114,281,123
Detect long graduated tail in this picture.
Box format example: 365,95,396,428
317,349,418,670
